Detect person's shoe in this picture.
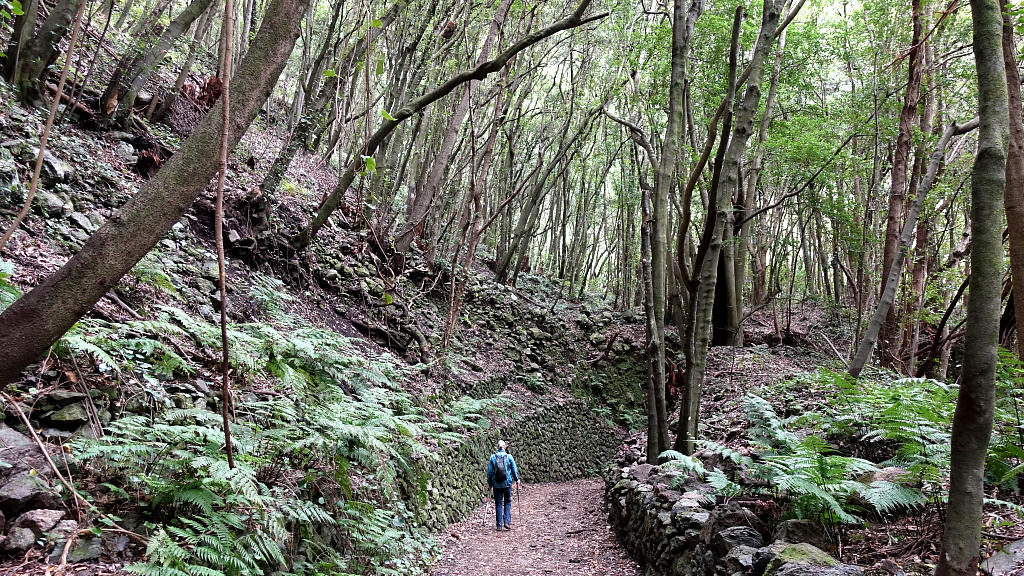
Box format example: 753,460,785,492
503,524,512,531
495,526,502,532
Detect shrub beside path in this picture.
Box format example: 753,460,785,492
430,479,642,576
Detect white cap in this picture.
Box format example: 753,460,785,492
497,440,506,450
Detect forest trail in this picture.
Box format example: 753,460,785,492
429,479,641,576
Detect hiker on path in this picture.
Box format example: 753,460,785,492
486,440,521,531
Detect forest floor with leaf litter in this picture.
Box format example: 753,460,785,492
429,479,641,576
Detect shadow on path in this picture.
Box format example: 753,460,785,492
429,479,642,576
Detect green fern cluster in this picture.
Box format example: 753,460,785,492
57,317,192,379
747,364,1024,523
67,299,450,575
990,349,1024,490
742,394,926,524
798,365,1024,491
816,372,954,485
76,387,443,574
437,395,511,433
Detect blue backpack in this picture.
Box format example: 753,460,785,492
493,454,509,484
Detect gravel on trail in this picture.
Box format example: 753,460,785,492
429,479,642,576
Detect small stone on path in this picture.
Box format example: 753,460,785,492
430,479,641,576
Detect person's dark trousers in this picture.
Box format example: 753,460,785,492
493,486,512,528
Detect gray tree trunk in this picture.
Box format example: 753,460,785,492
677,0,783,453
1001,2,1024,361
101,0,216,125
5,0,84,103
936,0,1007,572
878,0,924,365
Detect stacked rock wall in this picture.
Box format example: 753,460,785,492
409,396,623,530
604,462,864,576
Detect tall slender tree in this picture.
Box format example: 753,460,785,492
1002,1,1024,360
936,0,1007,572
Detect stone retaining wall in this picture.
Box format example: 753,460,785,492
604,461,865,576
408,396,623,530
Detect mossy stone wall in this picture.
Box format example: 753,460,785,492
407,396,623,530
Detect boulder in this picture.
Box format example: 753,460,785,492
983,537,1024,576
757,541,862,576
712,525,764,556
69,211,97,232
38,390,89,410
49,521,102,563
17,146,73,185
0,472,62,514
701,502,767,544
46,403,90,426
0,424,34,454
1,527,36,552
115,141,138,163
0,424,55,488
630,464,656,483
34,189,72,217
773,519,832,552
50,519,78,538
724,544,759,574
66,536,102,562
41,151,72,184
13,509,65,534
101,529,131,556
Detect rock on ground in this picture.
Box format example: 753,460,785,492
430,479,641,576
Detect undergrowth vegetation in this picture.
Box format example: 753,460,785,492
663,360,1024,528
8,271,506,576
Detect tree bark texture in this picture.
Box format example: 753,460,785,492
1002,3,1024,360
936,0,1007,572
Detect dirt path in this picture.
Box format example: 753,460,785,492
429,479,642,576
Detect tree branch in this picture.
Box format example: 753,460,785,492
290,0,609,250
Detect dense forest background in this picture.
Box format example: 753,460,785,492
0,0,1022,574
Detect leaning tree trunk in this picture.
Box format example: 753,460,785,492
0,0,312,386
936,0,1007,573
848,118,979,378
152,5,216,121
1002,2,1024,361
291,0,606,252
